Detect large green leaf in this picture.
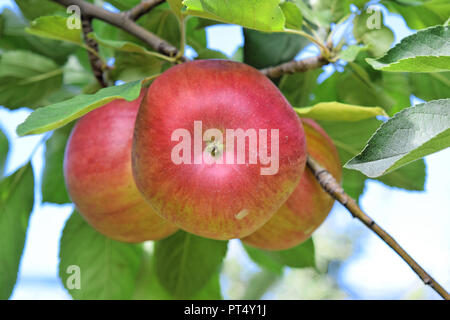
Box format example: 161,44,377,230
59,211,143,300
0,9,76,65
16,80,142,136
367,25,450,72
0,50,63,109
154,230,228,299
383,0,450,30
182,0,286,31
346,99,450,177
0,163,34,300
41,124,73,204
0,129,8,177
243,29,309,69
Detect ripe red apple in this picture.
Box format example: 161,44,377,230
242,119,342,250
132,60,307,240
64,91,177,243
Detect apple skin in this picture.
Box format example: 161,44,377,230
242,119,342,250
132,60,307,240
63,92,178,243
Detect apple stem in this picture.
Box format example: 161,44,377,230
306,155,450,300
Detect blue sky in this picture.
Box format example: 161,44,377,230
0,1,449,299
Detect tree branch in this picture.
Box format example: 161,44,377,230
125,0,165,21
52,0,181,59
81,16,107,87
260,55,329,78
306,155,450,300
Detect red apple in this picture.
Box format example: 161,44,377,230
242,119,342,250
64,91,177,243
132,60,307,240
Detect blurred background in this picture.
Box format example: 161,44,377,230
0,0,449,300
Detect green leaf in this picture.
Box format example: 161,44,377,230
409,72,450,101
90,33,162,57
15,0,65,21
280,1,303,30
0,129,8,177
186,17,207,52
138,3,181,48
0,50,63,109
41,124,73,204
295,102,388,121
345,99,450,177
289,0,330,27
243,245,284,275
376,159,426,191
182,0,286,31
241,269,280,300
0,163,34,300
59,211,143,300
336,66,397,112
243,239,315,270
107,0,141,10
154,230,228,299
167,0,185,18
337,45,366,62
310,0,351,24
341,168,366,200
366,25,450,72
0,9,76,65
111,53,164,82
381,72,411,115
383,0,450,30
26,16,82,46
318,118,383,200
243,29,309,69
195,48,228,60
279,69,321,108
134,248,223,299
16,80,142,136
267,238,316,269
353,10,394,57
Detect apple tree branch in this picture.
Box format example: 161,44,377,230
306,155,450,300
52,0,182,59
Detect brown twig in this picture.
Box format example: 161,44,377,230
52,0,181,58
260,55,329,78
125,0,165,21
306,155,450,300
81,16,107,87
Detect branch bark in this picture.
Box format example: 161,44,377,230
125,0,166,21
306,155,450,300
260,55,329,78
52,0,180,58
81,16,106,87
